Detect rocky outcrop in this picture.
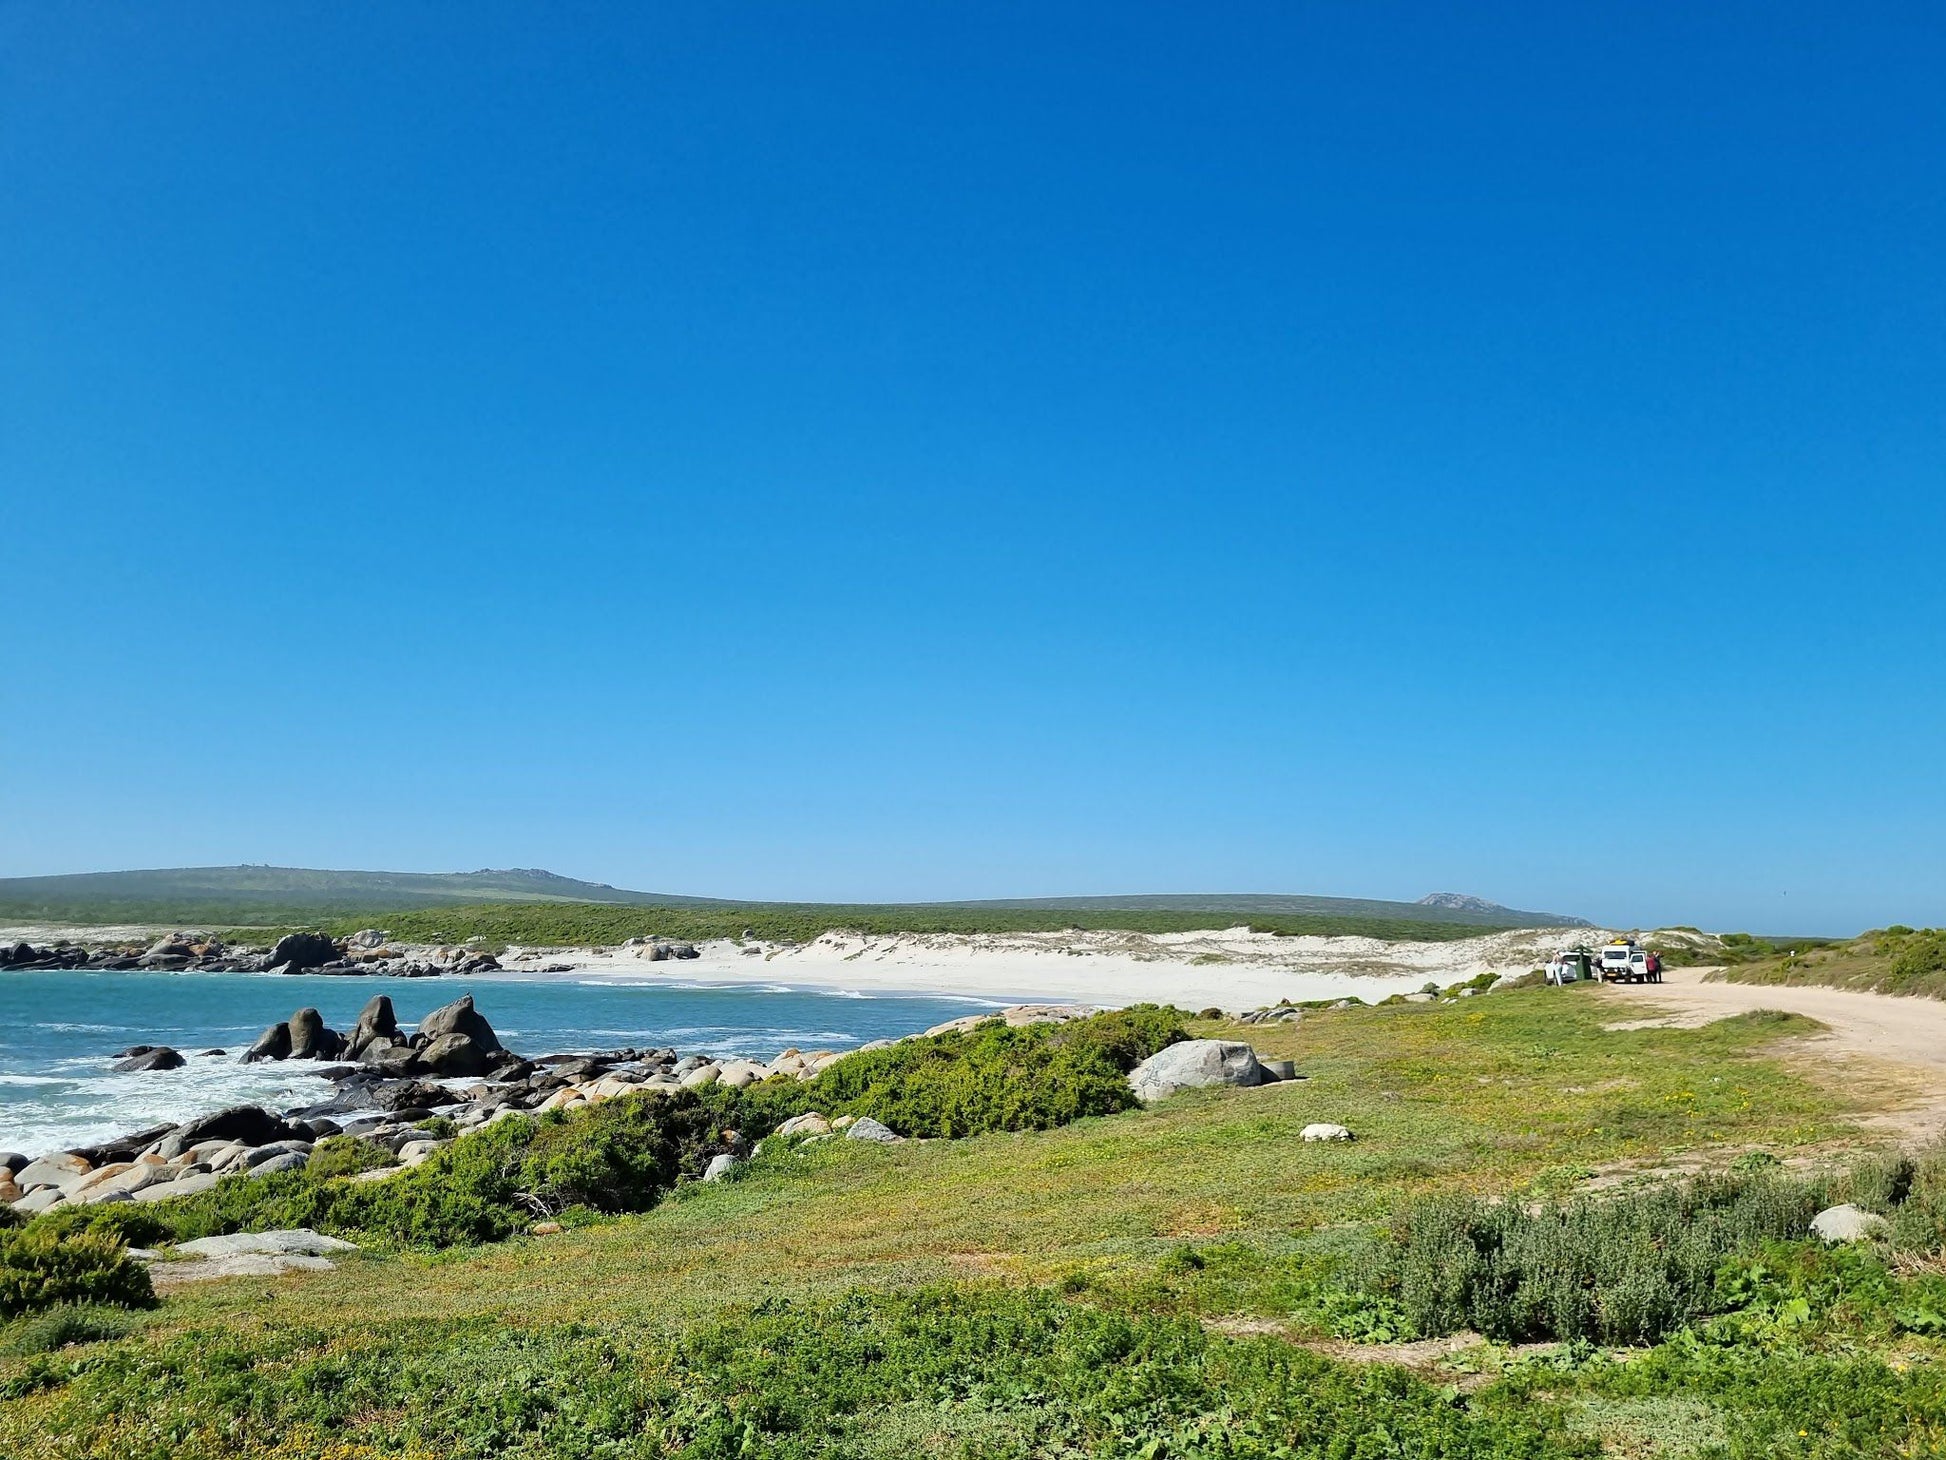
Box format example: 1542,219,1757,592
286,1008,344,1061
344,994,404,1060
268,932,341,972
242,1021,293,1063
1127,1040,1279,1102
923,1003,1098,1038
416,994,503,1055
415,1032,493,1076
162,1105,299,1156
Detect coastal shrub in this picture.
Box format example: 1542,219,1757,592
785,1004,1188,1139
110,1090,747,1249
1363,1169,1833,1344
22,1203,173,1250
0,1301,139,1355
305,1135,398,1178
1889,930,1946,989
0,1229,154,1318
0,1284,1593,1458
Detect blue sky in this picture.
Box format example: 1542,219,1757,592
3,5,1942,933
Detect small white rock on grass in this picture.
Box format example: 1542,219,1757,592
1300,1123,1353,1142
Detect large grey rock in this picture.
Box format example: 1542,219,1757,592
703,1153,738,1181
248,1152,310,1177
132,1170,221,1202
415,1031,492,1076
12,1185,65,1213
153,1252,337,1284
361,1041,421,1073
268,932,339,971
1811,1203,1889,1243
415,994,504,1055
345,994,404,1060
174,1229,357,1258
161,1105,293,1157
15,1152,91,1191
845,1116,901,1143
1128,1040,1269,1102
74,1163,167,1202
243,1021,293,1063
286,1008,344,1061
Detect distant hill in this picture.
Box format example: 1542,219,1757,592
0,865,729,923
949,891,1589,929
0,865,1590,932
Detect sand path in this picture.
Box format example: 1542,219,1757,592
1600,966,1946,1138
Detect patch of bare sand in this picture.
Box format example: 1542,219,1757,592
1597,967,1946,1142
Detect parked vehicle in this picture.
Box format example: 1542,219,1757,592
1545,949,1596,984
1599,939,1663,983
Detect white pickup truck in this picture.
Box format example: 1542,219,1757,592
1599,940,1662,983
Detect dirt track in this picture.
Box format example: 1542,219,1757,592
1599,966,1946,1138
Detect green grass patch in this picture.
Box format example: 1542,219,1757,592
0,986,1892,1456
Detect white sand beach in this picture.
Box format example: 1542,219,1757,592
493,925,1637,1011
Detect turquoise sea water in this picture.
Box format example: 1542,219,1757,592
0,969,998,1158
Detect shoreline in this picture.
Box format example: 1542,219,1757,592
0,921,1644,1011
485,924,1635,1010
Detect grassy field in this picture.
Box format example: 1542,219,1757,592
1713,926,1946,999
313,900,1522,948
12,983,1937,1456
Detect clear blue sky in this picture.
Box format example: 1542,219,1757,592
3,5,1942,933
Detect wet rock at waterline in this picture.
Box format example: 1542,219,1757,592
111,1047,186,1073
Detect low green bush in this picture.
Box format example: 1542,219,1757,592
304,1134,398,1178
776,1004,1187,1138
1889,930,1946,987
17,1203,173,1250
0,1302,139,1355
0,1229,154,1318
1364,1170,1831,1344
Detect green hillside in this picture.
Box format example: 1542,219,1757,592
0,865,1586,940
0,865,725,925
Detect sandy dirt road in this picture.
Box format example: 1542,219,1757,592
1599,966,1946,1137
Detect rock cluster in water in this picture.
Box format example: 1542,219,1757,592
0,993,866,1217
1,996,1302,1219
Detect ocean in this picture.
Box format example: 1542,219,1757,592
0,968,1001,1158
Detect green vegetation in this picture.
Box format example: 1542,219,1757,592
0,1230,153,1320
0,865,1574,944
18,1009,1189,1257
0,864,1580,935
322,899,1513,948
742,1004,1186,1138
1349,1155,1942,1346
9,988,1940,1456
0,1288,1596,1459
1717,925,1946,999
